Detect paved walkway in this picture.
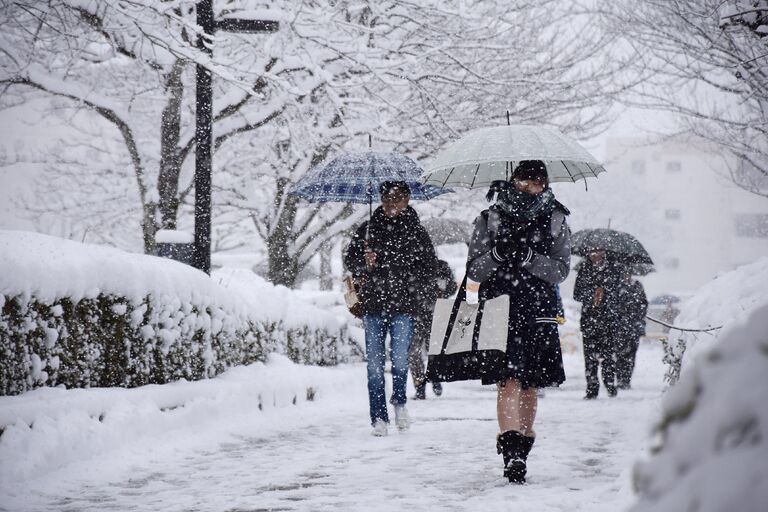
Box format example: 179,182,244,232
8,343,666,512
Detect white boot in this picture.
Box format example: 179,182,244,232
394,405,410,431
371,418,388,437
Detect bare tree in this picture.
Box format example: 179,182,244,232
602,0,768,198
1,0,635,287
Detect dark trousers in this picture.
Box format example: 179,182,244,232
616,337,640,387
408,314,433,389
582,318,618,396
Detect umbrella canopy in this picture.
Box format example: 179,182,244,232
571,228,654,269
421,124,605,189
292,151,449,203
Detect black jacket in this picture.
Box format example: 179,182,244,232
617,280,648,338
574,259,627,331
344,206,437,316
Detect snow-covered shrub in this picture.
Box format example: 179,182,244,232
0,231,362,395
631,264,768,512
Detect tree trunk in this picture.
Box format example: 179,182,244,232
157,60,186,231
319,241,333,290
142,201,158,255
267,178,300,287
266,145,333,288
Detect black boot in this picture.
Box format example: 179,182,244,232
413,383,426,400
496,431,535,484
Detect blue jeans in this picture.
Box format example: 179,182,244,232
363,312,414,426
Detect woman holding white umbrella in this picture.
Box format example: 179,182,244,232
466,160,571,483
423,123,602,484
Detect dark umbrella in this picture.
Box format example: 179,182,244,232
571,228,654,272
291,151,450,224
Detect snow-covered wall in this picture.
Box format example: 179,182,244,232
0,231,362,395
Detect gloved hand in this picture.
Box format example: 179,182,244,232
492,236,533,265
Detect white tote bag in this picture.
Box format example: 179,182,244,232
426,275,509,382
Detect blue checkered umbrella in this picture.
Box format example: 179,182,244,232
291,151,450,204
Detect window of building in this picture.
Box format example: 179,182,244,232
735,213,768,238
664,257,680,269
631,160,646,175
665,209,681,220
666,161,682,173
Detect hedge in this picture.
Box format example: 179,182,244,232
0,292,362,396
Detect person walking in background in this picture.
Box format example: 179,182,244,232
343,181,437,436
409,259,457,400
574,250,626,399
466,160,570,484
616,274,648,389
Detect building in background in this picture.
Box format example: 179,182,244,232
604,136,768,296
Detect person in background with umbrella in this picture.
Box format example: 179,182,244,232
343,181,437,436
573,249,626,399
409,258,457,400
571,228,654,398
615,272,648,389
466,160,570,484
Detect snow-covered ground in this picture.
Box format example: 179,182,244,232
0,342,668,512
2,232,765,511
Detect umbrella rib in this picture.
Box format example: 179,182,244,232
470,163,479,188
562,160,575,182
585,162,596,179
442,166,456,188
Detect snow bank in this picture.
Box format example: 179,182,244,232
0,229,244,309
213,268,346,332
662,257,768,383
0,354,357,484
631,261,768,512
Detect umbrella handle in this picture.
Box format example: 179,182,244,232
366,181,373,240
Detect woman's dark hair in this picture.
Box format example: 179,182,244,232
513,160,548,184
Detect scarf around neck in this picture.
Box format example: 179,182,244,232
486,180,560,224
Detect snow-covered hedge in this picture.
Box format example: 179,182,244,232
631,260,768,512
0,231,362,396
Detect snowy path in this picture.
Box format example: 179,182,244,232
3,343,666,512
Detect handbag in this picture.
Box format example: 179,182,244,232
426,275,509,382
343,274,364,318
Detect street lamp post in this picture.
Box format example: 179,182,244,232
194,0,278,274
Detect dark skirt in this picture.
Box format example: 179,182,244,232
481,313,566,389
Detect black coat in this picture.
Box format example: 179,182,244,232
575,261,625,314
617,280,648,339
344,206,437,316
472,207,568,388
574,259,629,341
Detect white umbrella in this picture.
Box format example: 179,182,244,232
422,124,606,188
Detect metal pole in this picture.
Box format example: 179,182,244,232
194,0,214,274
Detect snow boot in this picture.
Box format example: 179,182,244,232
413,383,426,400
496,430,535,484
431,381,443,397
394,405,411,431
584,385,599,400
371,418,388,437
